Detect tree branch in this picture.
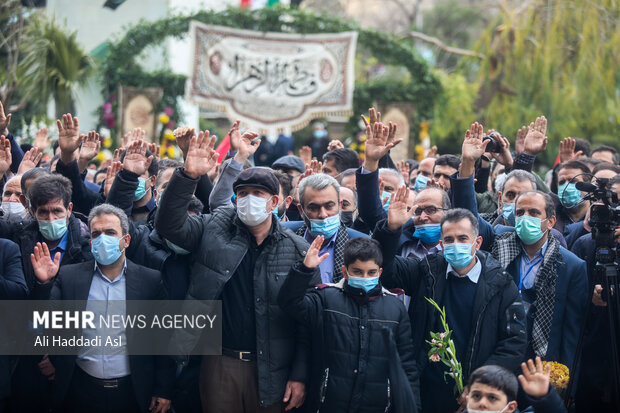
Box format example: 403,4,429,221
403,31,485,59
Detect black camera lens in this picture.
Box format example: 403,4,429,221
482,135,501,153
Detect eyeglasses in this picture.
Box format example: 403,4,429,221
413,206,447,216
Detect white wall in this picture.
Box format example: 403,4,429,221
44,0,238,131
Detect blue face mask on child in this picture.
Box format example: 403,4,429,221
347,275,380,292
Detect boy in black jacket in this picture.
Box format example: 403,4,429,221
278,236,420,413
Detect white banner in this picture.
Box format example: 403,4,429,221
187,22,358,133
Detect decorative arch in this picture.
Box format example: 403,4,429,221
101,6,440,142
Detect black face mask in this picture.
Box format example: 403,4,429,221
286,203,302,222
340,210,355,228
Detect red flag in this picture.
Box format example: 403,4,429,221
553,154,561,167
215,134,231,164
240,0,251,8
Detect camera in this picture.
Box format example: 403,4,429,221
482,132,503,153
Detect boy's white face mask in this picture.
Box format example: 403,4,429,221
466,403,510,413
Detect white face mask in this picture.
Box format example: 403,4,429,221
1,201,27,218
466,403,510,413
237,195,272,227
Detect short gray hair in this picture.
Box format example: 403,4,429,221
500,170,537,193
379,168,405,187
298,173,340,207
440,208,479,238
88,204,130,235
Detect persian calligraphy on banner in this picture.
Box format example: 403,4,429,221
187,22,358,133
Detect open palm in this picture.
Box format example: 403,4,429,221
184,131,219,179
57,113,81,153
387,186,414,230
31,242,61,283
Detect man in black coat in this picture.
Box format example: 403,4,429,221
31,204,174,412
0,174,92,412
0,239,28,412
373,186,527,413
155,131,320,412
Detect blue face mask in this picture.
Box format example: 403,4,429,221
134,177,147,201
272,205,280,221
502,202,516,226
313,129,327,139
515,215,547,245
558,182,581,209
38,217,68,241
443,242,475,269
165,239,190,255
91,234,124,265
308,213,340,238
347,275,380,292
413,224,441,245
381,191,392,212
414,175,429,192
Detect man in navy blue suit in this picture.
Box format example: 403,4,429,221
453,121,588,371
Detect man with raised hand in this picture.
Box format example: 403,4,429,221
372,186,526,413
155,130,319,412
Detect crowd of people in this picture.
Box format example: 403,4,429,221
0,100,617,413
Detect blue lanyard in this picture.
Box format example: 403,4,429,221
518,255,543,292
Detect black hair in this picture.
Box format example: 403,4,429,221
273,170,293,197
52,140,59,154
406,159,419,172
592,162,620,176
434,154,461,170
573,138,591,157
344,238,383,267
120,149,159,177
94,168,108,181
322,148,360,173
468,365,518,402
440,208,478,237
20,143,33,153
155,159,182,187
591,145,619,164
188,197,204,215
27,174,72,210
516,190,556,219
557,160,592,182
20,167,51,194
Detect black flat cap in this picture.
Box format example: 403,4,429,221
233,167,280,195
272,155,305,174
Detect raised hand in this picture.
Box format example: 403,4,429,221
57,113,82,154
518,357,551,399
18,147,43,174
387,185,414,231
489,132,513,168
113,147,124,163
305,159,323,174
79,131,101,164
368,107,381,126
0,135,12,175
523,116,548,156
147,142,161,161
303,235,330,268
396,160,411,183
104,161,123,197
328,140,344,151
363,119,398,171
207,161,221,182
173,126,195,157
426,145,438,158
559,137,583,163
515,125,527,156
184,131,219,179
123,140,153,176
0,101,12,135
299,145,312,165
30,242,61,283
228,120,242,153
234,130,260,163
461,122,487,162
34,127,50,151
122,128,145,148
